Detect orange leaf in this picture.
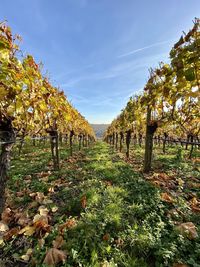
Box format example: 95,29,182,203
81,195,87,208
103,233,110,241
191,205,200,213
3,227,20,241
33,219,51,237
59,219,76,234
160,192,173,203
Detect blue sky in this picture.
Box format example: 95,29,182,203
0,0,199,123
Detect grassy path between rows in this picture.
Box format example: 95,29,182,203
1,141,200,267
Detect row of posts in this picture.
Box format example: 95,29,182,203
105,128,199,172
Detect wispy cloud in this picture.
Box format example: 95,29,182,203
59,51,167,89
55,39,173,81
117,39,174,58
68,94,89,104
55,63,95,80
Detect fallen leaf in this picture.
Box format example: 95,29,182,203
21,254,30,262
34,220,51,237
190,197,199,205
81,195,87,208
38,206,49,217
35,192,45,203
1,208,13,224
0,236,5,247
104,180,112,186
36,172,50,178
160,192,174,203
176,222,198,240
115,237,124,247
51,206,58,213
43,248,67,266
59,219,76,234
16,191,24,197
33,214,48,224
21,248,33,262
3,227,20,240
19,226,36,236
103,233,110,241
154,172,170,180
53,236,64,249
0,221,9,232
48,187,54,193
24,175,32,180
189,197,200,212
191,205,200,213
29,192,36,198
17,214,30,226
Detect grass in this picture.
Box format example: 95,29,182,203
0,140,200,267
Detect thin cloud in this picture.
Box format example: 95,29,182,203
60,51,168,88
55,63,95,80
117,39,174,58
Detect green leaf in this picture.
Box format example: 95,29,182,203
184,67,196,81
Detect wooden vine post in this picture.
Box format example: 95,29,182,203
125,129,131,158
143,106,158,172
189,134,194,159
47,127,60,170
119,132,124,152
70,130,74,156
0,118,16,215
163,132,168,154
78,134,82,150
109,135,112,145
112,132,115,147
115,132,118,150
86,134,88,147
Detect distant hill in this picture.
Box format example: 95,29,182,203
91,124,109,139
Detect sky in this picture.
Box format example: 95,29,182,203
0,0,199,123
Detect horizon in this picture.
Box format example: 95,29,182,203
0,0,199,124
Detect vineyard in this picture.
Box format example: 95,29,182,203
0,18,200,267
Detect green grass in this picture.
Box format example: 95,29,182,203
0,141,200,267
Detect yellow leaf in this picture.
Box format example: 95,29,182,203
19,226,36,236
33,214,48,224
21,254,30,262
51,206,58,213
0,236,5,247
38,206,49,217
0,221,9,232
20,248,33,262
